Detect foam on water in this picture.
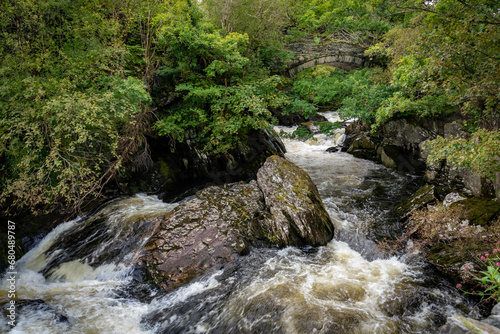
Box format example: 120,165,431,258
1,194,177,334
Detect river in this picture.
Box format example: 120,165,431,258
1,112,476,333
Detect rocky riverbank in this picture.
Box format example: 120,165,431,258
340,116,500,333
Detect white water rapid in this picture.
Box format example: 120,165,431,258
1,194,177,334
1,112,476,333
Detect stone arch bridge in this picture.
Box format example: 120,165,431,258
285,37,369,76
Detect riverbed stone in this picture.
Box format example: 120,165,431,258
257,155,334,246
394,184,438,219
441,316,500,334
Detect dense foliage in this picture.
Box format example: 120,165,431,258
368,0,500,180
291,66,396,120
1,0,499,215
152,3,289,153
0,0,152,213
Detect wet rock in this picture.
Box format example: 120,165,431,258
444,122,467,138
256,156,334,246
380,145,399,169
441,315,500,334
124,128,286,196
484,303,500,330
138,181,269,291
139,156,334,292
450,168,495,198
346,134,378,160
394,184,438,219
484,316,500,330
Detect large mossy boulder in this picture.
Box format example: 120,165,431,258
441,316,500,334
257,155,334,247
138,156,334,292
138,181,270,291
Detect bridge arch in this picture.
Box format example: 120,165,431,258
285,38,369,76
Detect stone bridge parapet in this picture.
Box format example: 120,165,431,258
285,37,369,76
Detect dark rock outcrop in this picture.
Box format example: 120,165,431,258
121,128,286,197
138,156,334,292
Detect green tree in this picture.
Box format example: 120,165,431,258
0,0,152,213
153,1,289,153
370,0,500,179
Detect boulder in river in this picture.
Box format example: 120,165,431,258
138,155,334,291
139,181,269,291
257,155,334,247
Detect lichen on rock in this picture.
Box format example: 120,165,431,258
137,155,334,292
257,155,334,247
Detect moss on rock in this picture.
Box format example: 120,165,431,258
394,184,438,219
451,198,500,226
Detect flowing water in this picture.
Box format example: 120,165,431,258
1,112,476,333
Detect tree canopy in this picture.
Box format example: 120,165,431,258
1,0,499,214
